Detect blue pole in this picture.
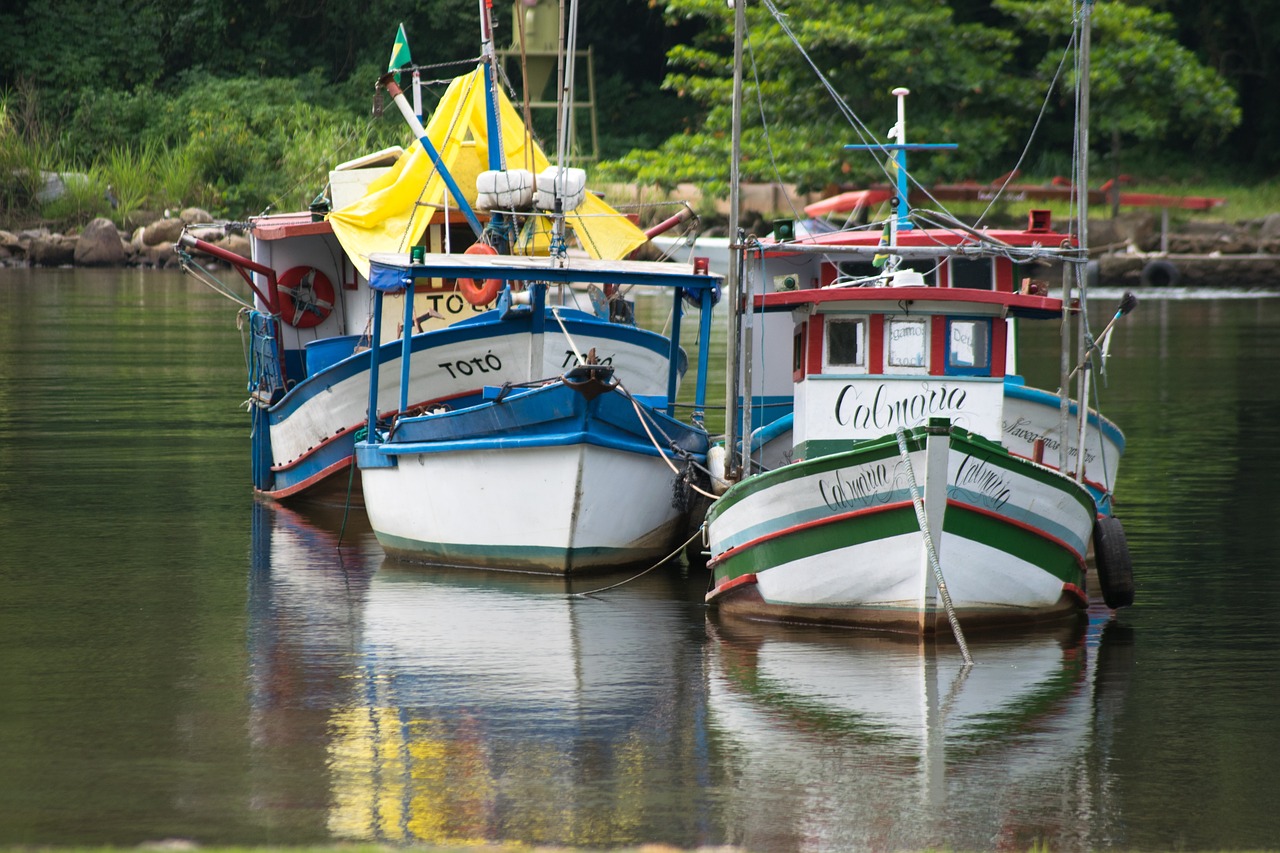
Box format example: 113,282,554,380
694,287,713,425
667,289,684,415
366,291,384,445
399,280,414,414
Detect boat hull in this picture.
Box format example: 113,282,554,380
705,426,1094,633
358,379,708,574
262,309,678,503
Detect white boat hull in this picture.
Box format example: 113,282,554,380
363,442,690,573
706,425,1095,633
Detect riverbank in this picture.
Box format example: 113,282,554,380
5,204,1280,289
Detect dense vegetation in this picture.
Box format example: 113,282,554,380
1,0,1276,230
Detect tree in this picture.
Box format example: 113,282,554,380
599,0,1036,196
997,1,1238,181
598,0,1243,198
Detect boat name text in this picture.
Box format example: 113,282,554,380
953,455,1011,510
561,350,614,368
438,350,504,379
819,462,902,510
1003,416,1099,466
834,382,968,431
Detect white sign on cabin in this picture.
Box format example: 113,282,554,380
795,375,1005,444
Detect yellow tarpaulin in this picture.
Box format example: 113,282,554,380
329,68,648,279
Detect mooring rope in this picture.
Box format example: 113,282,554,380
614,381,721,501
570,524,706,597
894,426,973,665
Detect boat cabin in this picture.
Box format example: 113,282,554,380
742,212,1070,462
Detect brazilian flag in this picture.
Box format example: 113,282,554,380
388,24,412,82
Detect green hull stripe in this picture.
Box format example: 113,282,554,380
712,505,920,582
710,426,1094,526
712,502,1084,588
944,504,1084,585
376,532,659,573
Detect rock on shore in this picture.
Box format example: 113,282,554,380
0,208,248,270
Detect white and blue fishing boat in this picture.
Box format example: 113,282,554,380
177,19,693,505
355,251,720,573
704,2,1134,637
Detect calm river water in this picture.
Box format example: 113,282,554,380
2,268,1279,851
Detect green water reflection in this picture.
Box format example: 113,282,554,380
1,269,1278,850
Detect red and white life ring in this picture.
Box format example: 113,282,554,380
457,242,502,306
276,266,335,328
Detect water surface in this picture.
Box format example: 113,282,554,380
1,268,1278,850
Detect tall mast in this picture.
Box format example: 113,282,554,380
723,0,746,479
1060,0,1092,476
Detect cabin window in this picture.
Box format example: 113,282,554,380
950,258,995,290
946,318,992,375
824,318,865,370
886,318,928,370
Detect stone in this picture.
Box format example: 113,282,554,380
220,234,251,259
146,241,180,268
29,235,77,266
1261,213,1280,241
180,207,213,225
73,217,127,267
143,217,185,246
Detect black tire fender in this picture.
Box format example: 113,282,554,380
1093,515,1135,609
1140,258,1181,288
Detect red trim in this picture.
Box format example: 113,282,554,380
251,214,334,241
991,318,1008,377
1005,452,1112,494
1062,583,1088,606
807,315,824,377
705,572,758,602
757,285,1062,316
713,500,917,565
269,389,481,472
929,316,946,376
264,456,352,499
820,261,837,287
947,498,1088,571
994,257,1013,292
868,313,884,373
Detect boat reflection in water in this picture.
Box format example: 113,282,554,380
704,611,1133,852
247,499,711,848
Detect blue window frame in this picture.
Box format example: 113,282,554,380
945,317,993,376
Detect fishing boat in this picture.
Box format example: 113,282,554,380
177,25,692,505
355,250,720,573
704,2,1134,637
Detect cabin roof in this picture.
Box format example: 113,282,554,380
755,284,1063,319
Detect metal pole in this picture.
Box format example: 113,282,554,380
723,0,746,478
1073,1,1093,483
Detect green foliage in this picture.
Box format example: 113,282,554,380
601,0,1037,194
600,0,1244,200
996,0,1241,150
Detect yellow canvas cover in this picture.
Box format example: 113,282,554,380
329,68,647,278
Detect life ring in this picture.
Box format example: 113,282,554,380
1140,258,1181,288
458,242,501,305
276,266,335,328
1092,515,1135,609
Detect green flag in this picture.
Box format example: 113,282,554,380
871,220,891,269
388,23,412,80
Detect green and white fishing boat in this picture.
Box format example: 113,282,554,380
704,0,1134,639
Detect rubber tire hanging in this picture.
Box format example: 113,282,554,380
1093,515,1135,609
